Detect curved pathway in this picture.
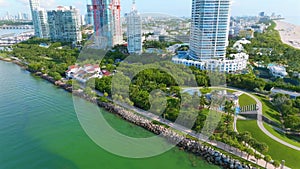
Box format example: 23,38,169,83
214,87,300,151
244,91,300,151
94,87,276,168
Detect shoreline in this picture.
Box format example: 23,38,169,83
0,58,260,169
274,20,300,49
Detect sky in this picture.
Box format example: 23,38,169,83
0,0,299,24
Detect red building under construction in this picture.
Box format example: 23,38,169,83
91,0,122,48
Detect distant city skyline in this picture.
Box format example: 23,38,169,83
0,0,299,24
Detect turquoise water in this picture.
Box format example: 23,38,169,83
285,16,300,26
0,61,219,169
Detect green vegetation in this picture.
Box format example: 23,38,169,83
5,38,79,80
227,74,266,92
244,21,300,72
263,123,300,147
0,20,32,26
239,94,256,107
271,93,300,131
143,40,178,50
227,21,300,93
201,142,264,169
255,94,281,124
253,92,300,133
237,120,300,169
0,52,8,58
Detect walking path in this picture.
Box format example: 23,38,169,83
246,92,300,151
92,87,289,169
215,87,300,151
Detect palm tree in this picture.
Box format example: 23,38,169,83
246,148,254,160
264,155,272,168
254,153,262,165
224,100,235,132
273,160,280,169
199,95,207,109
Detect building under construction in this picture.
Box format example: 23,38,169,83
91,0,122,49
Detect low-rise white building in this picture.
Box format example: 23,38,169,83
233,38,251,52
172,53,249,73
65,64,103,83
267,64,288,78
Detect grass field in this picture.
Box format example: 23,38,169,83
238,94,256,107
237,120,300,169
0,53,8,58
255,95,282,125
263,123,300,147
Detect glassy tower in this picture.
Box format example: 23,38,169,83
47,6,82,43
189,0,231,60
29,0,49,38
92,0,122,48
126,0,142,54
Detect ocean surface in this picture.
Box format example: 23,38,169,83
284,16,300,26
0,61,219,169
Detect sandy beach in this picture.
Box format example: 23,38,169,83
275,20,300,49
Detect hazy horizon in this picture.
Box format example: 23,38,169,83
0,0,299,25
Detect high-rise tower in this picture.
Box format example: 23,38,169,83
92,0,122,48
29,0,40,11
47,6,82,43
189,0,231,60
29,0,49,38
126,0,142,54
112,0,122,45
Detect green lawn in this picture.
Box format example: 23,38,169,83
0,53,8,58
263,123,300,147
238,94,256,107
226,89,237,93
210,88,237,93
255,95,282,125
237,120,300,169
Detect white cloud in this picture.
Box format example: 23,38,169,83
40,0,57,9
15,0,28,5
0,0,9,6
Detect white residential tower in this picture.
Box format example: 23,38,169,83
126,0,142,54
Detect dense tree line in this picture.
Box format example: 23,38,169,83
272,94,300,131
7,38,79,80
143,40,178,50
244,21,300,72
0,21,33,26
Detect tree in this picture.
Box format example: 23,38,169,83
238,131,251,144
246,148,254,160
254,153,262,164
264,155,272,168
258,142,269,154
273,160,280,168
84,87,96,97
199,95,207,109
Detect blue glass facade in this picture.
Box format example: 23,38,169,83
189,0,231,60
92,0,114,48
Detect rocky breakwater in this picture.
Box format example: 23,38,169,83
26,71,258,169
96,101,256,169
